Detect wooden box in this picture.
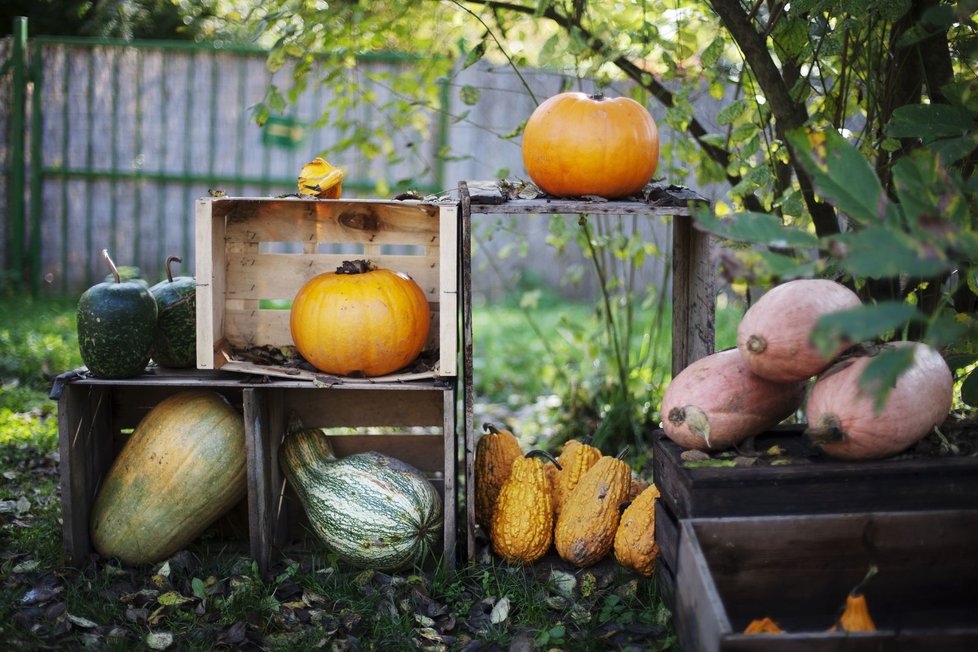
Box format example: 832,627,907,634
55,371,459,574
652,426,978,576
242,382,458,572
54,370,250,567
195,196,459,379
674,510,978,651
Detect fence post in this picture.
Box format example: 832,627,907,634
7,16,27,291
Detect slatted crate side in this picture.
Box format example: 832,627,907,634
58,381,249,567
196,197,458,376
245,387,459,574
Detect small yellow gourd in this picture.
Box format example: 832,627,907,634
554,448,631,567
829,565,878,632
744,617,784,634
490,450,561,564
613,483,660,576
474,422,523,531
554,438,602,514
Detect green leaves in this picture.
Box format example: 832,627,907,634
788,128,889,226
811,302,922,356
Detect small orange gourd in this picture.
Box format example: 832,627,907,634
474,422,523,531
490,450,561,564
744,617,784,634
554,449,631,567
829,565,878,633
831,593,876,632
613,484,660,576
554,438,602,515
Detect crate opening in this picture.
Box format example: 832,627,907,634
690,512,978,635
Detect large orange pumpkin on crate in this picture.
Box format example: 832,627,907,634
290,260,431,377
521,92,659,198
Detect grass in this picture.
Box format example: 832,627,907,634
0,292,688,649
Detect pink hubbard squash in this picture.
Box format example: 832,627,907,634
737,279,862,382
805,341,952,460
661,348,807,451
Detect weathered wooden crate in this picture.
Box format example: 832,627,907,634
195,196,459,380
54,370,459,574
53,370,251,567
242,382,458,572
652,426,978,577
674,510,978,651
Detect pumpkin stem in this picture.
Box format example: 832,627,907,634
746,334,767,354
102,249,122,284
805,414,845,447
851,563,878,597
615,446,630,460
525,449,562,470
336,259,376,275
482,422,514,436
164,255,182,283
590,92,606,101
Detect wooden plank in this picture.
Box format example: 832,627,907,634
196,197,226,370
442,389,457,567
654,497,680,573
469,199,693,216
675,519,730,652
244,388,275,576
59,385,113,566
671,216,715,375
459,182,477,562
325,433,444,473
283,388,446,428
223,252,441,301
438,204,459,377
222,198,440,245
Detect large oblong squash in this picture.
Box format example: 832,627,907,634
90,391,246,565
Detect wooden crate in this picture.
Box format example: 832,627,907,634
674,510,978,651
54,371,459,575
242,382,458,572
195,196,459,379
54,370,250,567
652,426,978,576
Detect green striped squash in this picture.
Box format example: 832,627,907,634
280,428,443,571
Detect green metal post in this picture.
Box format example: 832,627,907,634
28,38,43,294
7,17,28,290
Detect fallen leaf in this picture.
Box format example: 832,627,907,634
21,587,61,605
548,570,577,598
489,596,510,625
16,496,31,514
146,630,174,650
12,559,40,573
3,470,17,479
66,613,99,628
157,591,192,607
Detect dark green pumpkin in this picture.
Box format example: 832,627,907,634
77,250,157,379
149,255,197,368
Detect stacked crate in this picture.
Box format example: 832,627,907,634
57,196,461,574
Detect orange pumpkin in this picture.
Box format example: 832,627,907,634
521,92,659,199
290,260,430,376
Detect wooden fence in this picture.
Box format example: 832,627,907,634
1,30,705,297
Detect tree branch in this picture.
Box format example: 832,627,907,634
709,0,840,236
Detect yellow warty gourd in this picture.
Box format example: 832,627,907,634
613,483,660,576
554,450,631,567
490,451,560,564
474,422,523,531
